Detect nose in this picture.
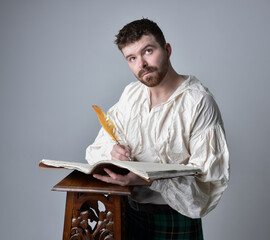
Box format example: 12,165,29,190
139,56,148,69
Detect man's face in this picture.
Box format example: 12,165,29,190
122,35,169,87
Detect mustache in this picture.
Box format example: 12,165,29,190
138,66,158,78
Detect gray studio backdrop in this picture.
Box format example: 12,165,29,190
1,0,269,239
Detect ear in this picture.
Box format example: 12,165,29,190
165,43,172,59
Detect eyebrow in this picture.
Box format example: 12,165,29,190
124,44,157,60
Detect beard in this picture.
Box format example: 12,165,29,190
137,61,169,87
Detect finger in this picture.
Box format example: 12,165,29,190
123,146,131,158
124,145,132,154
93,174,118,184
93,170,116,183
115,144,129,156
111,145,131,160
111,154,130,161
104,168,128,181
93,169,127,186
111,151,128,161
104,168,130,186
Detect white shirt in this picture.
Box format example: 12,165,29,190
86,75,229,218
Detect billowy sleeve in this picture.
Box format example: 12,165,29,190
150,94,230,218
85,126,115,163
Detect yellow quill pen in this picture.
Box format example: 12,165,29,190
92,105,119,143
92,105,132,161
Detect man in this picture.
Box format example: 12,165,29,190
86,18,229,240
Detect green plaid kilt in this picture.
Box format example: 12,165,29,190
127,203,204,240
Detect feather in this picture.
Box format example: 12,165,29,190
92,105,119,143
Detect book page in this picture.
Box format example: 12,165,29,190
40,159,201,180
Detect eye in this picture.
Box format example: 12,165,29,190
128,56,136,62
144,48,153,55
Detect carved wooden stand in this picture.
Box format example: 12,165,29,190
52,171,131,240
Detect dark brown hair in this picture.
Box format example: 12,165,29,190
114,18,166,50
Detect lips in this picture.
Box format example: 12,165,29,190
142,71,152,77
138,66,157,78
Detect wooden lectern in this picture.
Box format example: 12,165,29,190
52,170,131,240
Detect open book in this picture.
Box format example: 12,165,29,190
39,159,201,181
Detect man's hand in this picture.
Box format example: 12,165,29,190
93,144,152,186
93,168,152,186
110,144,131,161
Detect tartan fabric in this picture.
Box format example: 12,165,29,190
127,204,204,240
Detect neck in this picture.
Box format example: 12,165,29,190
149,63,185,110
